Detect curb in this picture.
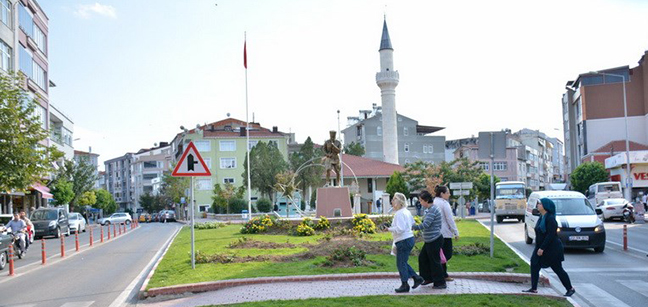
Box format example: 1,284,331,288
137,226,183,299
141,272,550,298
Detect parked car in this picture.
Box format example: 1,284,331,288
0,230,12,270
97,213,132,225
151,212,160,223
68,212,87,233
159,210,176,222
596,198,629,221
139,214,147,223
31,207,70,239
524,191,605,253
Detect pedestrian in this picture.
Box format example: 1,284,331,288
415,198,422,216
412,189,446,289
433,186,459,281
376,198,382,213
452,201,458,216
642,192,648,211
523,198,575,296
388,192,424,292
273,204,279,212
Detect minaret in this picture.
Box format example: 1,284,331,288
376,17,399,164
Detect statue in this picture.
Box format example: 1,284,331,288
323,130,342,186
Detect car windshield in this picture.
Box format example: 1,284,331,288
554,198,596,216
31,210,58,221
496,184,525,199
598,184,620,192
68,214,77,220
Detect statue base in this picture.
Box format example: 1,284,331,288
316,186,353,218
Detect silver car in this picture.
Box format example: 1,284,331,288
68,213,87,233
596,198,629,221
98,213,132,225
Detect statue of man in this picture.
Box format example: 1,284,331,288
323,130,342,185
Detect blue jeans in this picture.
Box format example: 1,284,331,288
396,237,418,283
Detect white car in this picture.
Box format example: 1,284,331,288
68,213,87,233
97,213,132,225
596,198,629,221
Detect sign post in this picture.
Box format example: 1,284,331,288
478,131,506,258
172,141,211,269
450,182,473,218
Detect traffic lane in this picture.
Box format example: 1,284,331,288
7,223,135,271
0,223,180,307
603,222,648,254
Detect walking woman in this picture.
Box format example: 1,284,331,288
389,192,424,293
412,189,446,289
523,198,576,296
433,185,460,281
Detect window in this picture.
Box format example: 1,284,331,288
35,104,46,129
493,162,507,171
143,161,157,168
194,140,211,152
63,128,72,146
367,178,373,193
398,116,402,122
248,140,258,150
33,62,46,90
143,186,153,193
143,173,157,180
404,143,409,152
220,158,236,169
18,3,32,37
404,159,410,164
197,179,212,190
268,140,278,147
377,126,382,136
423,145,434,154
33,25,46,54
0,39,10,72
404,127,408,136
219,140,236,151
223,178,235,184
1,0,10,27
19,45,32,78
480,162,489,171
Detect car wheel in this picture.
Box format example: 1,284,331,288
496,216,503,223
524,225,533,244
105,221,111,225
125,220,131,225
0,251,7,270
55,227,61,238
82,224,86,232
594,245,605,253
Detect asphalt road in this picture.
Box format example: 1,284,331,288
481,217,648,307
0,222,181,307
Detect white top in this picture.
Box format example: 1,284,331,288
388,207,415,243
434,197,460,238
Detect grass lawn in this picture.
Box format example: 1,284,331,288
210,294,570,307
147,220,529,289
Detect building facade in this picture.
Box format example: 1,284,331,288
343,103,446,166
131,143,172,210
50,103,74,160
104,153,135,211
563,51,648,175
74,149,100,189
170,118,290,213
514,129,555,189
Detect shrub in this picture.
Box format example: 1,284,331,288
301,217,314,227
229,198,248,213
323,246,367,267
195,222,224,230
256,198,272,213
454,242,489,256
314,216,330,230
351,214,376,234
240,214,274,234
296,223,315,236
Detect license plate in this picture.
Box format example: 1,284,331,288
36,229,43,233
569,236,589,241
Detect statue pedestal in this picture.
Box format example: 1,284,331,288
316,187,353,218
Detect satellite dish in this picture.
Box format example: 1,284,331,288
227,113,231,117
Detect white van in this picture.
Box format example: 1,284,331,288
524,191,606,253
587,182,623,206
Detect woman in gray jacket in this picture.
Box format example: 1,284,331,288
412,189,446,289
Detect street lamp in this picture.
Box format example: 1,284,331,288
589,71,631,201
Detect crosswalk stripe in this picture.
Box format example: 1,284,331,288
618,280,648,298
59,301,94,307
573,283,631,307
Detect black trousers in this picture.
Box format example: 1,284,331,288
418,236,445,286
441,238,453,278
530,254,572,291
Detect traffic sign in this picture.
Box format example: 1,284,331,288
172,141,212,177
450,182,473,190
453,190,470,196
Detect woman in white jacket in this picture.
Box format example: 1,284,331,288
389,192,424,293
433,185,460,281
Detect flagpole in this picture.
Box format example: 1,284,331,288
245,32,252,220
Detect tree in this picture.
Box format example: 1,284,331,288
211,183,243,214
570,162,608,194
343,142,365,156
474,173,501,201
51,160,98,211
0,73,63,193
386,171,409,200
95,189,118,215
289,137,324,204
52,180,74,206
159,170,189,219
78,190,97,207
242,141,288,200
139,192,157,213
403,160,435,192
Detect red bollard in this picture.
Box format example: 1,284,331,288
89,227,93,247
113,224,116,237
8,244,14,276
41,239,46,265
118,223,122,235
623,224,628,251
60,235,65,258
101,225,104,242
107,225,111,240
75,230,80,251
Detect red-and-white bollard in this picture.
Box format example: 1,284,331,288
101,225,104,242
119,223,122,235
107,225,111,240
41,239,46,265
8,244,14,276
113,224,116,237
89,227,93,247
623,224,628,251
60,235,65,258
75,230,80,251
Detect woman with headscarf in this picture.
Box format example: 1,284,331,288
389,192,424,293
523,198,576,296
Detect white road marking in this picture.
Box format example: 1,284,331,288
60,301,95,307
563,267,648,273
573,283,631,307
606,240,648,255
9,304,36,307
618,280,648,298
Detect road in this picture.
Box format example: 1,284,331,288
481,218,648,307
0,222,181,307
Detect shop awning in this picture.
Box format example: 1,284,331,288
30,183,53,199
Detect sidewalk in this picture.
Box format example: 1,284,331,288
138,275,559,307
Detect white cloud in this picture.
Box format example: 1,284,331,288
74,3,117,19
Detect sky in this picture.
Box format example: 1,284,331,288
39,0,648,170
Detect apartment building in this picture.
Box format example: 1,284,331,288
131,143,172,209
74,149,100,189
104,153,135,211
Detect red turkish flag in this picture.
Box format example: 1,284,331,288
244,41,247,69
